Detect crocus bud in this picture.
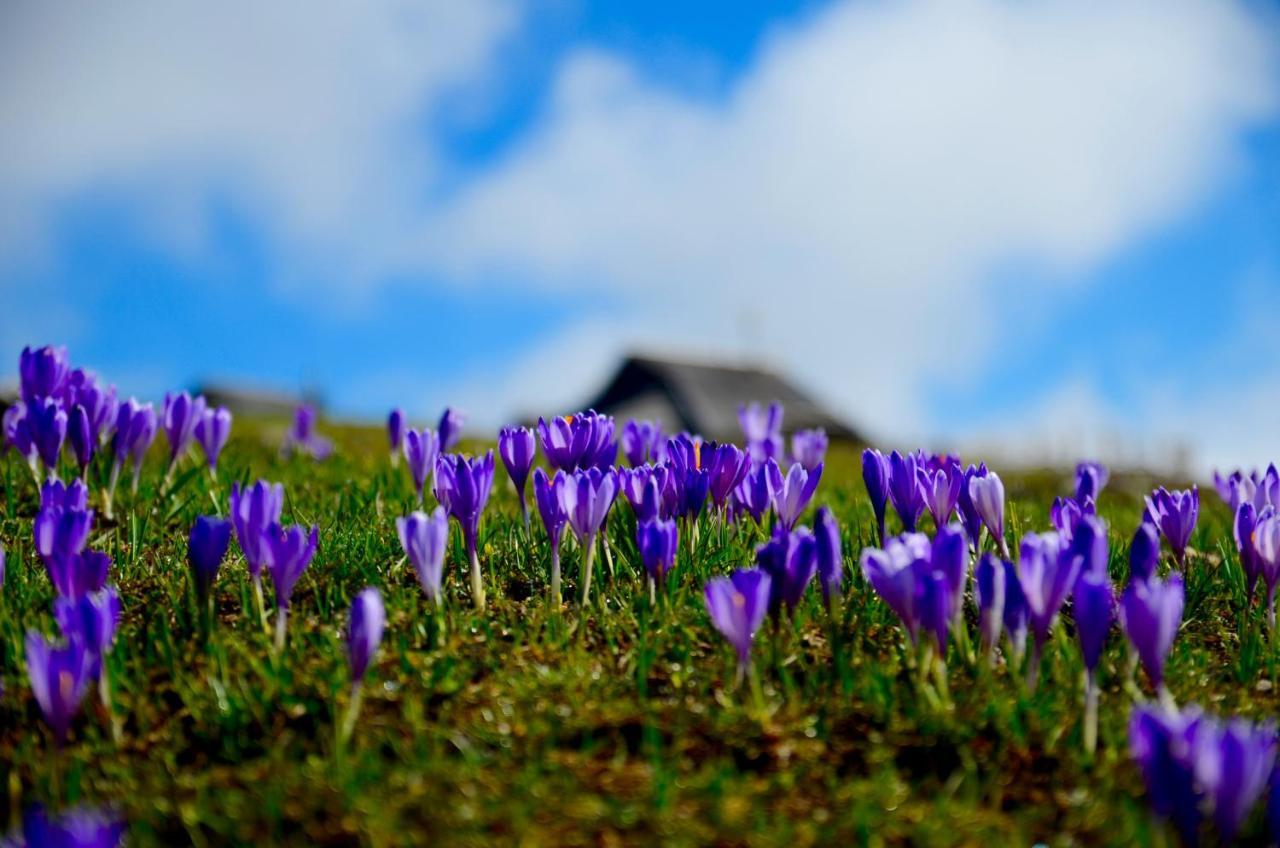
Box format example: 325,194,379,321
347,588,385,685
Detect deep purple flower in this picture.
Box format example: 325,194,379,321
1017,531,1080,686
1074,461,1109,504
499,426,537,525
756,525,817,615
735,458,782,525
397,507,449,604
161,391,206,470
1254,513,1280,627
1214,468,1243,509
621,419,665,467
67,369,118,448
975,553,1006,659
1193,716,1277,842
25,630,95,743
860,533,932,644
67,404,93,476
1121,571,1184,691
1002,559,1028,662
814,506,843,604
918,462,962,529
18,804,126,847
404,428,440,503
1130,521,1161,586
706,443,750,510
54,586,121,678
229,480,285,580
45,551,111,600
1049,497,1084,541
932,524,969,619
40,477,89,511
955,462,986,548
347,588,385,685
2,401,36,464
34,489,93,563
738,401,783,464
968,469,1007,555
109,398,158,498
1074,570,1114,673
435,452,496,608
534,468,570,600
284,404,333,460
1144,486,1199,564
27,396,67,471
194,406,232,474
188,516,233,598
1129,704,1204,845
790,428,828,471
776,462,822,530
387,408,406,460
887,450,925,533
438,407,465,452
262,523,319,611
861,448,891,545
917,568,954,656
637,518,679,582
0,543,5,589
1236,502,1271,605
704,568,772,674
667,435,711,520
537,411,615,472
1069,514,1109,580
562,467,617,544
19,344,70,403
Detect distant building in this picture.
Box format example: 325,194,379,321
194,382,313,418
583,354,861,443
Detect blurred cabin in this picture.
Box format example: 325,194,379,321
584,354,861,443
193,382,313,418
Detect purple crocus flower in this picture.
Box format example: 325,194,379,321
955,462,986,549
1049,497,1084,541
1002,559,1028,664
918,461,963,529
1129,521,1161,585
188,515,233,599
106,398,157,507
1121,571,1184,694
537,411,616,472
229,480,285,584
916,568,954,657
283,404,333,460
25,630,95,743
499,426,537,527
3,401,37,471
667,437,711,521
776,462,822,530
438,407,465,452
1254,514,1280,628
1017,531,1080,689
756,525,817,616
790,428,828,471
0,543,5,589
861,448,891,546
704,568,772,678
561,466,617,606
54,586,121,683
1074,461,1109,504
932,524,969,622
1069,513,1109,580
1074,569,1115,754
18,804,126,847
1235,502,1269,606
387,408,406,466
161,391,206,477
19,344,70,403
706,443,750,511
814,506,843,605
1144,486,1199,564
887,450,925,533
533,468,569,600
347,588,385,685
194,406,232,475
1214,468,1244,510
34,485,94,564
1129,704,1204,845
860,533,932,644
404,428,440,504
27,396,67,474
67,369,118,449
397,507,449,605
621,419,665,467
67,404,94,477
736,458,782,525
1193,716,1277,842
262,523,319,650
739,401,783,465
44,549,111,601
969,469,1007,556
637,517,679,584
975,553,1006,663
435,451,496,609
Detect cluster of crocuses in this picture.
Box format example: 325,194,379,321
859,457,1195,757
1214,464,1280,629
2,346,233,517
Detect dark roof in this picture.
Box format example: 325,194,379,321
584,354,860,442
193,382,312,418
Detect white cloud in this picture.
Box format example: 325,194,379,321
0,0,1278,463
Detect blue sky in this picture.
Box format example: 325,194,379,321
1,0,1278,472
